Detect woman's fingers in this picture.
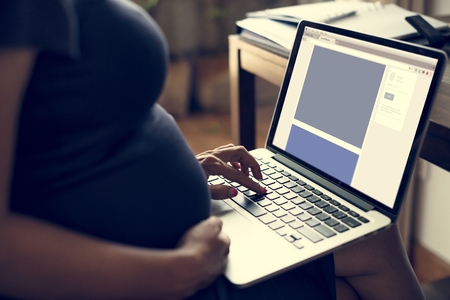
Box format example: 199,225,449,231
199,154,265,199
196,144,266,199
203,144,263,180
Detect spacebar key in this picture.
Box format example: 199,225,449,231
231,194,267,217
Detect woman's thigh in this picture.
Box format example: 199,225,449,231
191,254,336,300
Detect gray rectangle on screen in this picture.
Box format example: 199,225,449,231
294,46,385,148
384,92,394,100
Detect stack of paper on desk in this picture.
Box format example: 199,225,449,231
237,18,297,56
246,1,376,24
237,2,449,55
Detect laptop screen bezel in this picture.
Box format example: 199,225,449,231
265,20,447,220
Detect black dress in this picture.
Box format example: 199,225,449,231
1,0,336,298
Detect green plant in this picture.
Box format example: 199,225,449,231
139,0,159,10
208,7,227,19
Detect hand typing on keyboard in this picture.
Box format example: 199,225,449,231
196,144,266,199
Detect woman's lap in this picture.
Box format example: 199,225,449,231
190,254,336,300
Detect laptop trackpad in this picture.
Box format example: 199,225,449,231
212,199,295,287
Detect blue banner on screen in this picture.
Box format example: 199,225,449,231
285,125,359,185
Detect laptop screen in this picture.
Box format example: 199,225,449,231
270,23,443,210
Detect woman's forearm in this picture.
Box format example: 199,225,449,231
0,213,193,300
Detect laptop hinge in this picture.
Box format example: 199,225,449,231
273,153,375,212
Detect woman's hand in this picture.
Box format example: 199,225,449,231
174,216,230,297
196,144,266,199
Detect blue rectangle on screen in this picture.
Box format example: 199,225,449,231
285,125,359,185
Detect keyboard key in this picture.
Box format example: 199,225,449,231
270,173,283,180
259,165,269,172
332,211,347,219
285,235,295,243
288,175,299,181
291,186,305,194
306,219,320,227
259,182,268,189
307,207,322,215
341,216,361,228
289,220,304,229
324,218,339,227
348,211,360,218
281,215,296,223
274,198,287,206
289,207,304,216
263,169,276,176
304,184,315,190
266,193,280,201
283,191,298,200
290,197,304,205
329,199,341,206
291,197,305,205
358,216,370,223
265,204,279,213
283,227,298,237
299,191,313,198
262,178,275,185
298,226,324,243
208,176,221,183
243,190,257,197
273,210,287,218
268,220,285,230
259,214,277,224
339,205,350,212
281,202,296,211
276,187,290,195
293,240,305,249
284,181,297,189
277,177,290,184
270,183,283,190
314,224,337,238
323,206,338,214
231,194,266,217
268,162,277,168
281,171,291,176
312,189,323,196
316,212,331,221
249,194,265,202
298,213,311,222
291,232,303,240
306,195,320,203
297,180,307,186
229,181,241,187
299,202,313,210
315,200,329,208
321,195,332,201
212,178,226,185
257,199,272,207
334,224,349,233
276,228,287,236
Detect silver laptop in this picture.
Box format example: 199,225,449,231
210,20,447,288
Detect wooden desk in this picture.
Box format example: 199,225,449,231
229,35,450,172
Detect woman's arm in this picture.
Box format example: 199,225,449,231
0,213,228,300
0,48,229,300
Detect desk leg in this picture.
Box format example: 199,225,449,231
229,46,256,150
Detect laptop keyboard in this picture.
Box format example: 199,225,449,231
208,156,370,249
